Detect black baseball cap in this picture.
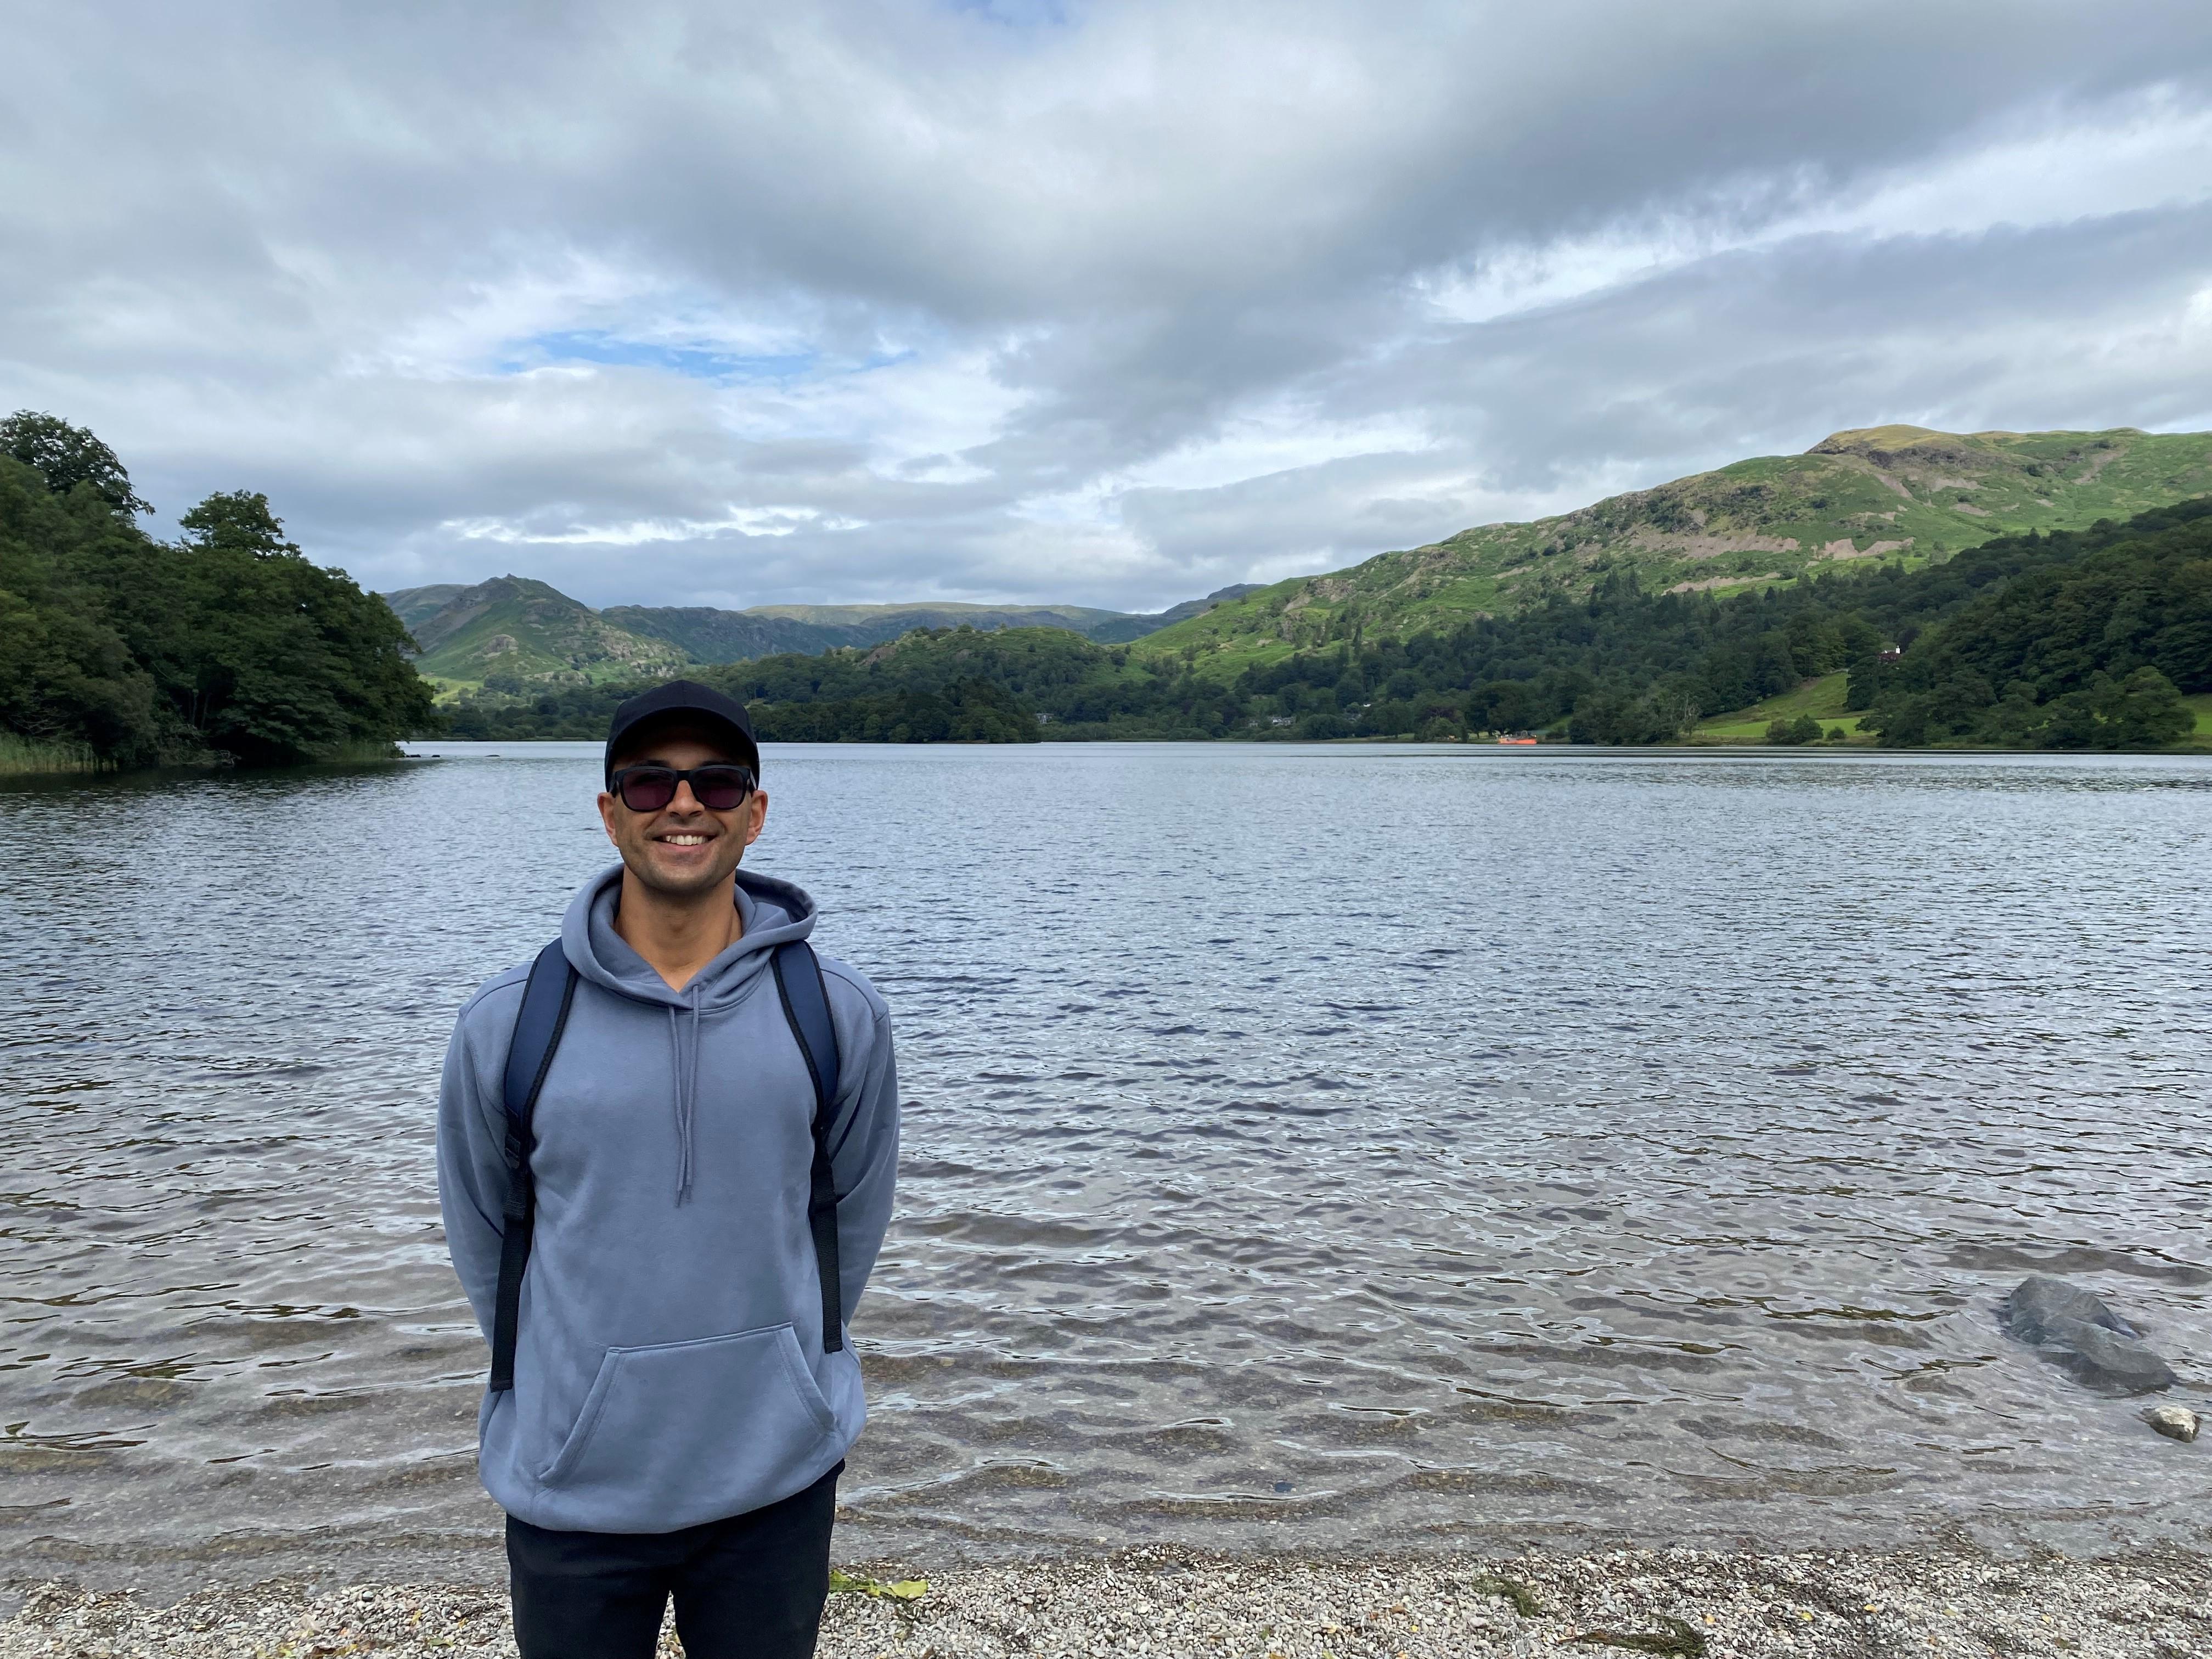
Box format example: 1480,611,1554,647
604,679,760,784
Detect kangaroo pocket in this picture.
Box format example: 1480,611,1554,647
541,1323,837,1515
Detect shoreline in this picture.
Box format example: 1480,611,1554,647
9,1542,2209,1658
0,743,411,781
5,735,2208,777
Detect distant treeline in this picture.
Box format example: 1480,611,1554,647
748,678,1039,744
1,413,435,767
443,628,1098,743
451,499,2211,750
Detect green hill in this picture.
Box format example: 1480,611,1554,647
745,600,1122,632
1087,583,1260,642
598,595,1253,660
440,623,1143,742
403,576,692,693
1140,425,2212,672
731,594,1260,643
382,583,471,633
602,605,860,662
385,580,1257,697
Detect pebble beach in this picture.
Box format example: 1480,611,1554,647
8,1543,2208,1658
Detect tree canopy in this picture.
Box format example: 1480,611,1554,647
1,409,152,516
0,414,437,767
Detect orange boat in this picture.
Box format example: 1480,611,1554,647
1496,736,1538,746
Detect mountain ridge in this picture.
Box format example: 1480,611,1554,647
1134,425,2212,670
382,578,1259,694
387,423,2212,695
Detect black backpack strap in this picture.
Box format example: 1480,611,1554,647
771,940,845,1353
489,938,577,1393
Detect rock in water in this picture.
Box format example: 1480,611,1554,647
2006,1275,2132,1343
2145,1405,2200,1442
2004,1277,2177,1394
2045,1318,2180,1393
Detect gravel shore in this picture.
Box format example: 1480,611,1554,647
6,1542,2207,1658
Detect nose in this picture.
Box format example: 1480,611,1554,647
667,780,705,813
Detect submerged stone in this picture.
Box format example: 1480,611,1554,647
2005,1275,2132,1343
2045,1318,2178,1393
2004,1277,2177,1394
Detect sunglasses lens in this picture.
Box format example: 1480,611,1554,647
693,767,754,810
619,768,678,811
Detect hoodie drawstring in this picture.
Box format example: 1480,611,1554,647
668,990,702,1202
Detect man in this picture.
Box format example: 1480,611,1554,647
436,679,900,1659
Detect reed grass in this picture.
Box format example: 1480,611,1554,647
0,732,108,775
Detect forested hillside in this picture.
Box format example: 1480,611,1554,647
442,626,1122,741
1855,509,2211,747
445,500,2212,750
0,413,435,768
1138,425,2212,667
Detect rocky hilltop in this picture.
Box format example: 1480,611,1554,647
382,575,693,693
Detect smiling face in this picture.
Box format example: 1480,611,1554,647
595,722,768,899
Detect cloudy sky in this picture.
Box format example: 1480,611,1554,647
7,1,2212,613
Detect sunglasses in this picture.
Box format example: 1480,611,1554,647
609,764,757,813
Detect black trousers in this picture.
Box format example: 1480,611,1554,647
505,1463,842,1659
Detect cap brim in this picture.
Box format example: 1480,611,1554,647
606,710,760,780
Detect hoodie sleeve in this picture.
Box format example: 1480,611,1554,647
435,973,526,1339
820,960,900,1323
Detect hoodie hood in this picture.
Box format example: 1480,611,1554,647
562,863,818,1010
560,864,819,1199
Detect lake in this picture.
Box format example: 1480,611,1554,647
2,741,2208,1593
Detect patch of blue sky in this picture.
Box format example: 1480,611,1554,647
504,330,820,383
941,0,1077,28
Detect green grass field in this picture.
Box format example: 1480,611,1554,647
2186,693,2212,746
1693,672,1867,743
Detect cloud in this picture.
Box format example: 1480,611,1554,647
3,0,2211,611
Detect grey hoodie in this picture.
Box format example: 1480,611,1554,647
436,865,900,1534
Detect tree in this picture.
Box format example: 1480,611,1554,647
2039,667,2192,750
0,454,187,762
1,410,152,516
1647,684,1703,739
131,497,438,762
1465,679,1534,733
0,429,440,767
179,490,301,557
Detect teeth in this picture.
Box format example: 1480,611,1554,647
662,835,708,846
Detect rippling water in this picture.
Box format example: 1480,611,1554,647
3,742,2209,1591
